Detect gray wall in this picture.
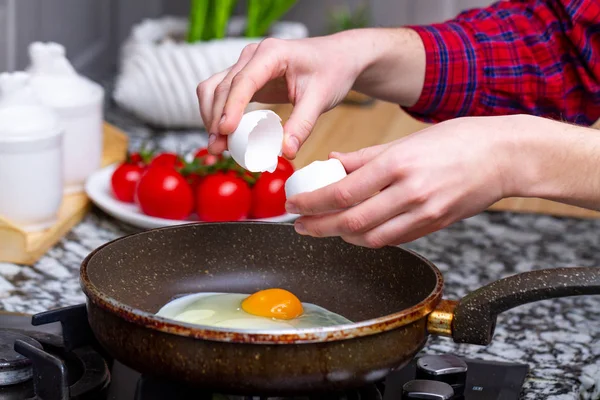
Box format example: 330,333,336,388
0,0,181,80
0,0,494,81
1,0,118,81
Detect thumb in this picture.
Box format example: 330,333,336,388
282,92,326,159
329,143,391,173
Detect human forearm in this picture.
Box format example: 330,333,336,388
340,28,426,107
505,116,600,211
286,114,600,248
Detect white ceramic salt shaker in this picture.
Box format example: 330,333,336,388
0,72,64,231
27,42,105,194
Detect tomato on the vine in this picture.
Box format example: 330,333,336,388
135,167,194,220
249,171,287,218
111,162,145,203
194,148,223,166
149,152,184,170
195,172,251,222
186,173,204,190
128,153,144,165
126,147,154,167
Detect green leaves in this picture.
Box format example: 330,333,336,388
187,0,297,42
213,0,238,40
246,0,297,37
180,153,260,186
187,0,209,43
187,0,237,42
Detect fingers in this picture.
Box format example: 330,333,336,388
197,69,232,155
197,69,229,133
340,210,443,248
281,89,328,159
220,41,287,136
286,149,395,215
207,131,227,155
293,184,405,238
329,144,391,173
210,43,258,135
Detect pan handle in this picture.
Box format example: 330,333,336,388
449,267,600,345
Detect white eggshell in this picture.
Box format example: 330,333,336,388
227,110,283,173
285,158,347,199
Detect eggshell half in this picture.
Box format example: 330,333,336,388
285,158,348,199
227,110,283,173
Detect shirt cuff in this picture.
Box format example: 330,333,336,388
402,23,482,123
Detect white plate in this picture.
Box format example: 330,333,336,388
85,164,298,230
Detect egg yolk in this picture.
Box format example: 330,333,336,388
241,288,304,320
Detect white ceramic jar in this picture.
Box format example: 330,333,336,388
27,42,105,194
0,102,64,232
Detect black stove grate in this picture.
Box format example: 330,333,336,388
31,305,98,352
0,330,43,387
2,305,110,400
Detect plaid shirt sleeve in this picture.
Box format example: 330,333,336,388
402,0,600,126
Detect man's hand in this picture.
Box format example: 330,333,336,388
196,28,426,159
197,34,360,159
286,114,600,248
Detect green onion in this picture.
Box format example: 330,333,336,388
246,0,261,38
187,0,209,43
213,0,237,39
187,0,296,42
201,0,216,41
246,0,297,38
255,0,296,37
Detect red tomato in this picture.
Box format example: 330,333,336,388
135,167,194,220
195,173,251,222
194,148,223,166
127,148,155,166
128,153,144,165
111,163,145,203
249,171,287,218
275,157,295,178
149,152,184,169
187,174,203,190
185,149,226,190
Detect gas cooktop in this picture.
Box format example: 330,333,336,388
0,305,529,400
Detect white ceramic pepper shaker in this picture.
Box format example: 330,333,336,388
0,72,64,231
27,42,105,194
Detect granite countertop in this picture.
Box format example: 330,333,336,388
1,102,599,400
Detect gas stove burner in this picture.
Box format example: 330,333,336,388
0,330,43,386
0,305,111,399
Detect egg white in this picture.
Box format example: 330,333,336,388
155,292,352,331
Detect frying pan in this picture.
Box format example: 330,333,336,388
80,222,600,395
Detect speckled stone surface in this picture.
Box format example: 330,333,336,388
0,92,599,399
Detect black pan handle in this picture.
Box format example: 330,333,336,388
452,267,600,345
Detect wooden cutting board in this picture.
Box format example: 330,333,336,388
0,123,128,265
273,101,600,220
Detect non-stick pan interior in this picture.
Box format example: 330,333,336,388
84,223,440,323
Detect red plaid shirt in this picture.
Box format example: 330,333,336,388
403,0,600,126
